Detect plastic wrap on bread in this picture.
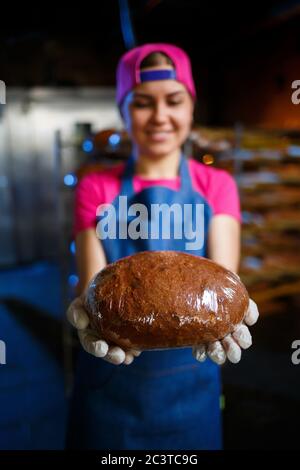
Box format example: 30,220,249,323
85,251,249,350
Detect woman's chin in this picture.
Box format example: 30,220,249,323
141,143,178,158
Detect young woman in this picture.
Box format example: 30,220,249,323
66,43,259,450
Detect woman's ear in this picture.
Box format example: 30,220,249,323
190,96,196,119
120,98,131,133
119,93,129,117
118,104,123,118
118,105,125,124
192,99,200,125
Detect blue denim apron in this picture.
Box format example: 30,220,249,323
67,155,222,450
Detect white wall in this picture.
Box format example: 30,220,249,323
0,87,123,265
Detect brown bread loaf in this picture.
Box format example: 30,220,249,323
85,251,249,350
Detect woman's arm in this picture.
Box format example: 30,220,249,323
75,228,107,296
69,228,141,365
194,213,259,365
207,214,241,273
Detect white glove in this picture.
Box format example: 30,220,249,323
192,298,259,365
66,296,142,366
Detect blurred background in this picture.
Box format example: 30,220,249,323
0,0,300,450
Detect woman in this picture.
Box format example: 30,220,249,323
66,43,259,450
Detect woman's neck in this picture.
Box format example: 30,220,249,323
134,149,181,179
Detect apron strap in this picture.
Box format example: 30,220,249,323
120,153,193,196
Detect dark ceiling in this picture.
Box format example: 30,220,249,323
1,1,299,45
0,0,299,89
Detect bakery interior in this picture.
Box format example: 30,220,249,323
1,0,300,450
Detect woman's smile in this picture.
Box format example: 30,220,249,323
146,130,174,142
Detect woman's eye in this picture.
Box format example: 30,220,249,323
132,102,150,108
132,100,182,108
168,101,182,106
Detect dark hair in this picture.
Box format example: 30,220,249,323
140,52,174,69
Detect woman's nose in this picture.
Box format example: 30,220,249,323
150,103,169,123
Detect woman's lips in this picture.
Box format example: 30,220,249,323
146,131,174,142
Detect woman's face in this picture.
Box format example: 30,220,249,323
121,66,194,158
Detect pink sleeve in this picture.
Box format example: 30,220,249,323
209,170,241,222
72,174,103,238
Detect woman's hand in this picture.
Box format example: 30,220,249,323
66,297,142,365
192,298,259,365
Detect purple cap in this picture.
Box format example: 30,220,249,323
116,43,196,106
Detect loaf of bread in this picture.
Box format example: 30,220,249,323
85,251,249,350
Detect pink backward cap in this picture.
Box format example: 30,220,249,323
116,43,196,106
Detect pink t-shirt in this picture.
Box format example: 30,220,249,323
73,159,241,238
